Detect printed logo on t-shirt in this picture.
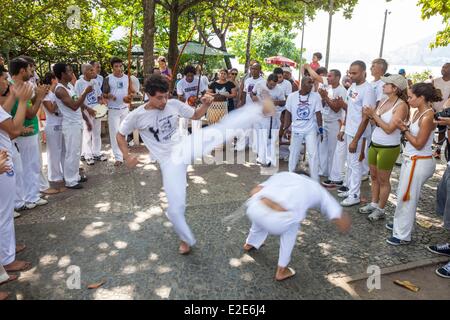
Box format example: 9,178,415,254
117,81,124,89
248,84,255,93
349,90,359,101
184,86,198,93
148,114,177,143
296,100,311,120
86,91,98,105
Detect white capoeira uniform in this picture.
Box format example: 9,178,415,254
176,77,207,136
43,91,65,182
74,78,103,160
252,82,285,166
393,110,435,241
318,85,347,178
329,110,348,184
235,76,264,151
55,83,82,187
286,91,323,181
245,172,342,267
104,74,130,162
0,264,8,283
119,101,268,247
0,107,17,266
344,82,376,199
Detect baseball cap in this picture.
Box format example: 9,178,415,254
398,68,406,75
381,74,408,91
282,67,292,73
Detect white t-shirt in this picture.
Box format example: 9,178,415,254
119,99,195,162
278,79,293,97
252,82,285,102
371,79,386,104
433,77,450,112
322,85,347,123
176,77,207,100
43,91,63,126
105,74,129,109
286,91,322,133
0,106,13,168
345,81,377,138
243,76,264,105
252,172,342,222
80,74,104,89
54,83,83,128
74,78,102,108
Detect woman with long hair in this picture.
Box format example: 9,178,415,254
360,75,409,221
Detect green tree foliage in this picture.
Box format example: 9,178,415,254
418,0,450,48
409,70,434,84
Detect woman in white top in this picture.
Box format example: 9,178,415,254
386,83,442,245
360,75,409,221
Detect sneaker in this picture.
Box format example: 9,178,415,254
359,203,378,214
427,243,450,257
337,191,350,198
86,158,95,166
338,186,349,193
361,175,370,182
94,154,107,162
80,155,86,162
341,195,361,207
435,262,450,279
367,209,386,222
67,183,83,189
16,202,37,211
322,180,343,188
385,223,393,231
34,198,48,206
386,236,410,246
13,211,21,219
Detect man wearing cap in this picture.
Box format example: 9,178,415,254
282,67,298,92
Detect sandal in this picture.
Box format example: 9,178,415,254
4,260,32,272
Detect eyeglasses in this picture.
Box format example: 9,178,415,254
231,73,237,75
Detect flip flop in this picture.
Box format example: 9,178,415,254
0,274,18,285
276,267,296,281
4,261,32,272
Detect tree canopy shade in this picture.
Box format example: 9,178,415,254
417,0,450,48
178,42,235,57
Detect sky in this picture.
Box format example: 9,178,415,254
296,0,446,63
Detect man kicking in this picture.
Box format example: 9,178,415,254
117,74,275,255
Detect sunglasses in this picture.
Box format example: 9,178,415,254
231,73,237,75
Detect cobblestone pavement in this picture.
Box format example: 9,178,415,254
4,142,449,300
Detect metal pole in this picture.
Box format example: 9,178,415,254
325,0,334,70
379,9,389,58
299,7,306,81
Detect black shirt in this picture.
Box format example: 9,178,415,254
208,81,236,111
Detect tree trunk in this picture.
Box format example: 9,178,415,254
143,0,156,82
218,33,232,69
168,2,180,72
244,15,254,74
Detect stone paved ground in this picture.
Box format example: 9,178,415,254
3,140,449,300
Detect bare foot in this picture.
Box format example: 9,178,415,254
243,243,255,252
0,274,18,285
114,161,123,167
179,241,191,255
275,266,296,281
4,260,31,272
15,244,26,254
0,292,9,300
41,188,60,195
58,186,67,193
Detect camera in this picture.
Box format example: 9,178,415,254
434,108,450,120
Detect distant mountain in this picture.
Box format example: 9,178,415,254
384,35,449,66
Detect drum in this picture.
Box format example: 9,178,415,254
206,101,228,125
92,104,108,119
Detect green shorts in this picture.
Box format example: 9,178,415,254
368,143,401,171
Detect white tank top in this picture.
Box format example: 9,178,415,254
54,83,83,127
403,109,434,157
371,98,404,146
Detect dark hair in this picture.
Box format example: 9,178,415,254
110,57,123,67
53,63,69,80
313,52,323,60
9,57,31,76
351,60,367,71
316,67,328,76
42,72,56,85
0,65,8,75
267,74,278,83
144,74,169,96
411,83,443,103
273,67,283,75
183,65,196,76
330,69,341,79
90,60,100,66
219,68,228,74
18,55,35,66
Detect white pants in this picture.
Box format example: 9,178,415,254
15,135,41,203
62,125,82,187
38,134,50,192
0,172,16,266
246,199,300,267
254,117,279,166
289,130,319,181
393,157,435,241
329,138,347,183
45,125,65,182
82,114,102,159
108,108,129,162
346,134,363,198
319,120,340,177
0,264,8,283
11,143,25,209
